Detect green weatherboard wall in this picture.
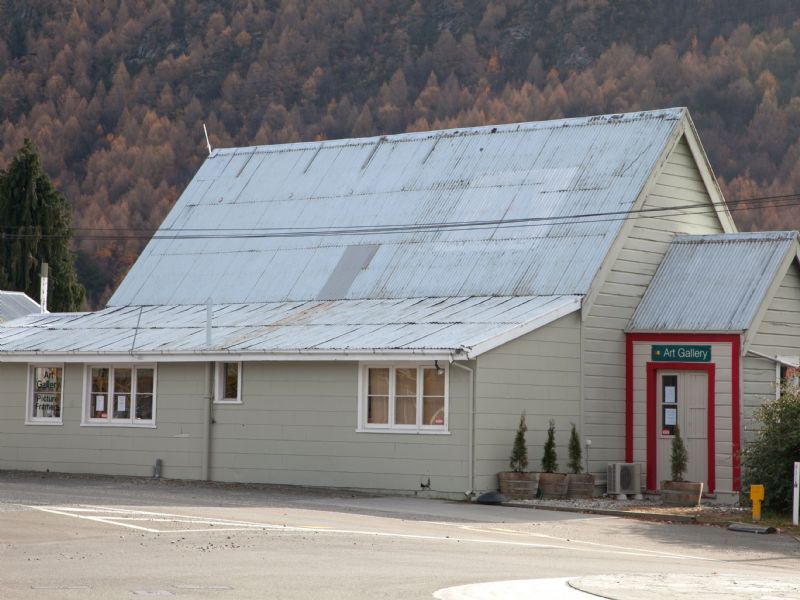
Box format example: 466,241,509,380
651,345,711,362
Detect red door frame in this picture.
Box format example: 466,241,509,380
647,362,715,492
625,333,741,492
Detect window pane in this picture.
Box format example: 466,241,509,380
368,396,388,424
423,369,445,396
395,396,417,425
32,367,62,418
423,396,445,426
113,368,131,419
224,363,238,399
135,394,153,421
137,368,154,394
368,368,389,396
395,368,417,396
91,367,109,418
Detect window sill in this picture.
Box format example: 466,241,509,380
356,427,451,435
80,422,157,429
213,400,243,405
25,420,63,426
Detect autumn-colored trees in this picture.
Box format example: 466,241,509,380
2,1,800,305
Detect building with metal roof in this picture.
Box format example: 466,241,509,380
0,291,40,324
0,108,797,504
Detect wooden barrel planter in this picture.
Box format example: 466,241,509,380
566,473,595,499
497,471,539,500
661,481,703,506
538,472,568,499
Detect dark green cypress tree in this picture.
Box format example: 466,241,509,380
541,419,558,473
670,425,688,482
567,423,583,474
0,140,85,311
509,412,528,473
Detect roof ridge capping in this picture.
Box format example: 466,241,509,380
672,231,799,244
210,107,687,156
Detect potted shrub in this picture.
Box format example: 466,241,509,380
497,412,539,499
538,419,568,498
661,425,703,506
566,423,595,499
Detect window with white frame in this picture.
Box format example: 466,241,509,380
214,362,241,403
360,364,448,432
27,365,64,424
85,365,156,425
776,357,800,398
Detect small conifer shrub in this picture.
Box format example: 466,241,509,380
670,425,688,482
568,423,583,474
541,419,558,473
509,412,528,472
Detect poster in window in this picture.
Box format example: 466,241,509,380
664,386,676,403
664,407,677,426
95,395,105,412
117,395,127,412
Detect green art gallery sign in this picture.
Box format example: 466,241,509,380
651,344,711,362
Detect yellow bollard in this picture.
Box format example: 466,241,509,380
750,484,765,521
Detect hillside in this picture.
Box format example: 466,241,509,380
2,0,800,306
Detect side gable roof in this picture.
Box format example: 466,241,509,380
0,291,40,323
110,108,687,306
628,232,799,333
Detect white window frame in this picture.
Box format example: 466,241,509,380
357,363,449,434
26,364,65,425
776,355,800,399
82,364,157,427
214,361,242,404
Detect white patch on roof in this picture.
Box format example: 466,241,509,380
628,231,798,332
0,295,580,358
109,108,685,306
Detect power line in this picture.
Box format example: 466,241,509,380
1,188,798,239
2,193,798,242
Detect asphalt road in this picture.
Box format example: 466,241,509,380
0,472,797,599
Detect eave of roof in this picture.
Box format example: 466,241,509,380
0,295,582,362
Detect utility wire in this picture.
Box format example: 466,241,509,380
1,189,798,239
2,193,798,242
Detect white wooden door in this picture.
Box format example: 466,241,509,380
656,371,708,488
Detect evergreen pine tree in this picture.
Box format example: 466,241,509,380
568,423,583,474
670,425,688,482
541,419,558,473
509,412,528,473
0,140,85,311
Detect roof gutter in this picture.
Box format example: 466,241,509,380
0,348,464,363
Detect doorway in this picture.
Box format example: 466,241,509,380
655,371,709,488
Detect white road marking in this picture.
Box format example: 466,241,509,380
27,504,710,561
433,577,594,599
457,523,710,560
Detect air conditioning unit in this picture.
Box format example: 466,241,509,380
607,463,642,499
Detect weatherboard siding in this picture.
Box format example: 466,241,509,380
473,312,581,492
210,362,470,495
744,262,800,439
582,136,725,480
0,363,205,479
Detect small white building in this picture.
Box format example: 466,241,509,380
1,108,797,502
0,291,40,324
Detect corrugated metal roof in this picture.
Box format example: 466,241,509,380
110,108,685,306
0,295,580,358
628,232,798,332
0,291,40,323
